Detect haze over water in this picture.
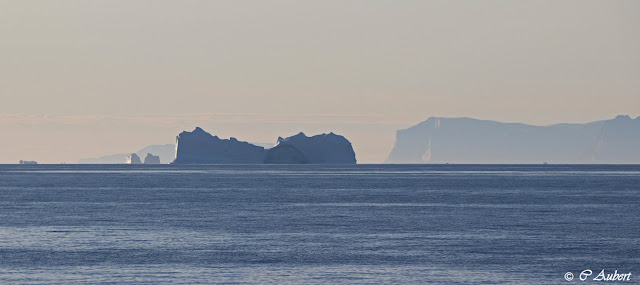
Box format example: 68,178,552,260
2,1,639,163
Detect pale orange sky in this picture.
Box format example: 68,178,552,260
1,0,639,163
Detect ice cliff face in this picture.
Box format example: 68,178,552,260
172,128,357,164
265,132,356,164
386,115,640,164
125,153,142,164
143,153,161,164
172,127,266,164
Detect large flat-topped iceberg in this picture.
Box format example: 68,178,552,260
266,132,356,164
171,127,357,164
386,115,640,164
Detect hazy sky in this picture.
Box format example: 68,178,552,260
1,0,639,163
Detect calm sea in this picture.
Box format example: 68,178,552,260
0,164,638,284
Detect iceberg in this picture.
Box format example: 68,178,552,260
143,153,161,164
265,132,356,164
263,144,309,164
386,115,640,164
172,127,266,164
125,153,142,164
172,127,357,164
79,144,175,164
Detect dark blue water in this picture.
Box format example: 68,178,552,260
0,165,638,284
